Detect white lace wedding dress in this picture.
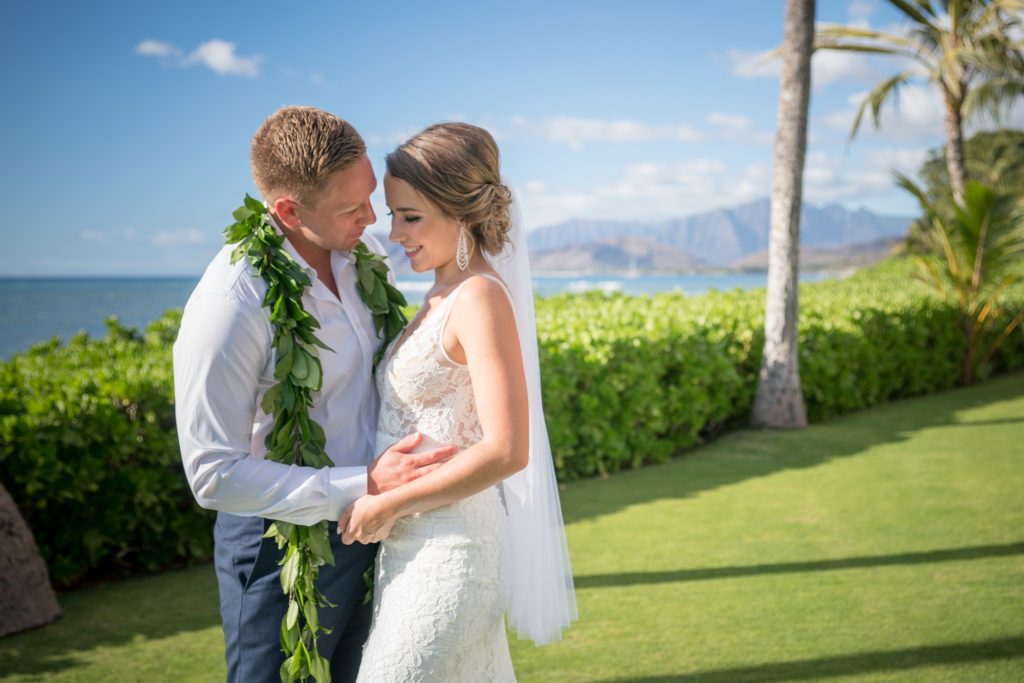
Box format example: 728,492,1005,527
356,274,517,683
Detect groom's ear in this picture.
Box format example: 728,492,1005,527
272,196,301,229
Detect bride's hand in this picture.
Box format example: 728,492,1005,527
338,495,397,545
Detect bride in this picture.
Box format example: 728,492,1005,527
337,122,577,681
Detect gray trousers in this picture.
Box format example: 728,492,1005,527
213,512,378,683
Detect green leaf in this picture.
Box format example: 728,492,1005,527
244,194,264,212
262,285,280,308
286,598,299,629
280,617,299,654
289,645,303,677
306,356,324,391
306,525,335,567
301,443,331,469
230,241,249,265
290,350,310,382
232,206,254,222
297,411,312,443
370,277,388,312
270,294,285,322
358,263,375,294
274,350,296,381
280,544,300,593
308,418,326,448
282,384,297,412
362,566,374,605
310,653,331,683
224,221,251,244
277,332,294,358
304,601,319,632
273,415,296,451
261,383,283,414
386,283,408,306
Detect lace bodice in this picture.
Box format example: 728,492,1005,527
375,284,485,458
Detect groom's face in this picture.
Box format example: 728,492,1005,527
294,155,378,252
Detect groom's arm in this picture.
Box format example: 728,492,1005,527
173,291,367,526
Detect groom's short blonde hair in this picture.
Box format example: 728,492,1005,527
250,106,366,208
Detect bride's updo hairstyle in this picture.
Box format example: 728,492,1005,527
386,123,513,255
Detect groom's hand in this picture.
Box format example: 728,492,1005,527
366,431,456,495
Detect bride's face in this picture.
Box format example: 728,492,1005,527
384,173,461,273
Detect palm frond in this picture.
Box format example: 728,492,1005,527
815,24,920,49
962,77,1024,124
889,0,939,27
850,71,916,140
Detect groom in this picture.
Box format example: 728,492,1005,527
173,106,454,683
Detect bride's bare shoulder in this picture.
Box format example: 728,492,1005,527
446,273,516,345
454,273,511,311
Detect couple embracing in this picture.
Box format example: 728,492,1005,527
173,106,577,682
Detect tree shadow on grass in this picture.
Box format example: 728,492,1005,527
574,541,1024,589
559,372,1024,526
0,563,221,677
601,634,1024,682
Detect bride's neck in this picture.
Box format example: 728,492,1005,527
432,251,490,289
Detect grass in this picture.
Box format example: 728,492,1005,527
2,372,1023,682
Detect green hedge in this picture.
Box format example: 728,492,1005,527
0,312,213,587
1,258,1021,585
540,259,1022,479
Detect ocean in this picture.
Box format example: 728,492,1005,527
0,271,833,359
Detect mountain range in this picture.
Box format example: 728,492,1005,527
374,197,913,274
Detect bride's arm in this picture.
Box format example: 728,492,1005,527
339,276,528,544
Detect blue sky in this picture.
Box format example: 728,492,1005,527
2,0,1020,276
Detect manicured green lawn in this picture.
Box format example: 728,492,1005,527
3,373,1022,682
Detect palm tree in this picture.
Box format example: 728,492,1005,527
897,173,1024,384
752,0,814,429
816,0,1024,201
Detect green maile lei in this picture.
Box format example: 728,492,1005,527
223,195,408,683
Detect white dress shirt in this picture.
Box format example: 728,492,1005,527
173,226,391,526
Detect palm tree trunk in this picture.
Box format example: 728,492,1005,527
752,0,813,429
0,482,61,637
944,91,968,202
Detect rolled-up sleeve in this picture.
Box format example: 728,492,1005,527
173,291,366,525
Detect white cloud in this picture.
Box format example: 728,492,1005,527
516,159,762,227
820,84,945,142
151,228,209,246
80,228,139,242
706,112,774,145
707,112,752,130
847,0,877,25
802,149,896,204
812,50,877,87
862,146,930,176
513,116,701,150
186,40,261,78
728,48,781,79
514,146,927,228
137,38,261,78
134,40,181,58
728,46,877,88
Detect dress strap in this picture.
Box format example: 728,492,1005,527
437,273,516,366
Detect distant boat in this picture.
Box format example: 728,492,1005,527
626,255,639,279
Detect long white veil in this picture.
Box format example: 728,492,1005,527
485,183,578,645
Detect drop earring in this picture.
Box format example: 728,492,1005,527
456,226,471,271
